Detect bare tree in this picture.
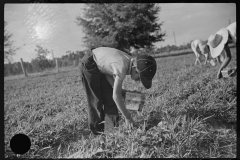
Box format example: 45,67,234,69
4,21,15,63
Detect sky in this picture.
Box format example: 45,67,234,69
4,3,236,63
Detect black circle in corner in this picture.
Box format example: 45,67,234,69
10,133,31,155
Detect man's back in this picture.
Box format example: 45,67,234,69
92,47,132,79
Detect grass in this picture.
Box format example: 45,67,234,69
4,48,236,158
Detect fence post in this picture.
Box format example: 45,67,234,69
20,58,28,77
55,58,59,72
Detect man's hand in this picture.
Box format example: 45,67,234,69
125,111,138,129
229,68,237,77
217,70,223,79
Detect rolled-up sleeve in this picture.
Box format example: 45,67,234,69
227,22,236,43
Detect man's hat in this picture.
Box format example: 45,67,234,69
136,55,157,89
207,28,229,58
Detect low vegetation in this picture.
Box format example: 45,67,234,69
4,48,236,158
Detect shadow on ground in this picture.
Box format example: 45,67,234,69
141,108,236,132
184,106,236,131
144,110,163,131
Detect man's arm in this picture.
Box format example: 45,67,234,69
105,75,127,99
112,75,131,120
217,43,232,79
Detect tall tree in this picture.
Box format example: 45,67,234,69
35,44,50,58
4,21,15,63
76,3,166,53
33,44,52,71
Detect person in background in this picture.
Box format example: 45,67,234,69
207,22,236,79
80,47,157,135
191,39,211,66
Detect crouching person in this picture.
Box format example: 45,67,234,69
80,47,157,135
191,39,211,65
207,22,236,79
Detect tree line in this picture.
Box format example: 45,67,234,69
155,42,192,53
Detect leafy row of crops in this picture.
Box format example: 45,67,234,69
4,48,236,158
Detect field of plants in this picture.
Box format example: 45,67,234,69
4,48,236,158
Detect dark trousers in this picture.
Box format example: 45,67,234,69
80,51,119,135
